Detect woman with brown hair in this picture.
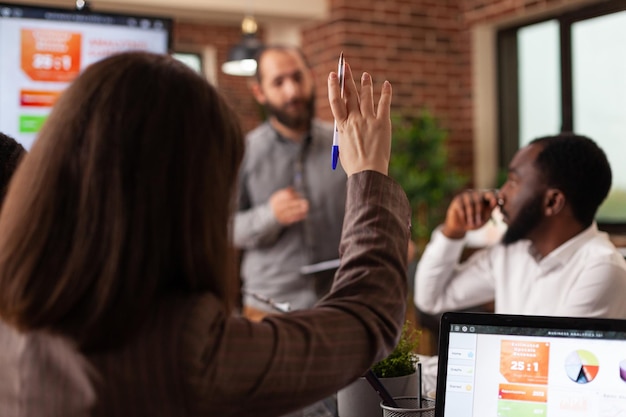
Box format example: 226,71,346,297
0,51,410,417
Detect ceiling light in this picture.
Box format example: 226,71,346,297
222,15,263,77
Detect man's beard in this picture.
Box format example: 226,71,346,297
265,94,315,131
502,192,544,245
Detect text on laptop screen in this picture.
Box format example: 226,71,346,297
442,320,626,417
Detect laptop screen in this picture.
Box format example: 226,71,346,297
435,312,626,417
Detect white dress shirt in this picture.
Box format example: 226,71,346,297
415,223,626,319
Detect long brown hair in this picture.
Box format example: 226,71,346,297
0,52,244,351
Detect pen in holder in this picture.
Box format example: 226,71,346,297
378,361,435,417
365,369,399,408
417,362,422,406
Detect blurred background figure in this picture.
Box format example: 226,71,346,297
233,45,347,320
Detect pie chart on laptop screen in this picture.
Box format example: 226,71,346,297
564,350,599,384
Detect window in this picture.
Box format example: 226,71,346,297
172,52,203,74
498,1,626,231
517,20,560,146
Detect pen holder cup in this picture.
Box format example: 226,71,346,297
380,397,435,417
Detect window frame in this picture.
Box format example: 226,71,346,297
497,0,626,233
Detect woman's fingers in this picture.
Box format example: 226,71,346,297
360,72,375,117
343,63,360,116
377,81,392,121
328,62,360,123
328,71,346,122
327,61,393,177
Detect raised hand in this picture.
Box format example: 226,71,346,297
328,63,392,177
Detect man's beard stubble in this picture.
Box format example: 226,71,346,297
502,192,545,245
264,94,316,132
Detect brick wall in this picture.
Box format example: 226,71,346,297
301,0,473,177
173,22,262,134
172,0,602,179
463,0,593,24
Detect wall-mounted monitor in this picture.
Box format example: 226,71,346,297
0,2,172,149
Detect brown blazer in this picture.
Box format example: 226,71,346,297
0,171,411,417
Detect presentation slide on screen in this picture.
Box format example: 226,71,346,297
445,332,626,417
0,11,169,149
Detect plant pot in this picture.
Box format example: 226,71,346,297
337,371,418,417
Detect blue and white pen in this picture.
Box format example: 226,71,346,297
331,51,345,170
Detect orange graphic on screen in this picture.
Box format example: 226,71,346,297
498,383,548,403
500,340,550,385
21,29,81,82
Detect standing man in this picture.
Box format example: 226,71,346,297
233,46,347,320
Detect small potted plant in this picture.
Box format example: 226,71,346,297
371,321,420,378
337,321,420,417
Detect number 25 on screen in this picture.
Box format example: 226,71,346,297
511,361,539,372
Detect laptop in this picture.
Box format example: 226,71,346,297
434,312,626,417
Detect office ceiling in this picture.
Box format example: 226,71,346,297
6,0,328,24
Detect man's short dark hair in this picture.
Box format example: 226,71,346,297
530,133,611,227
0,132,26,202
254,45,311,82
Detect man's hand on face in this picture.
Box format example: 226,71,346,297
442,189,499,239
269,187,309,225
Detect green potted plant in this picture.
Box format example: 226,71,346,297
389,110,467,355
371,321,420,378
337,321,420,417
389,110,466,255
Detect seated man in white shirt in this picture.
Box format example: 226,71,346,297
414,133,626,395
